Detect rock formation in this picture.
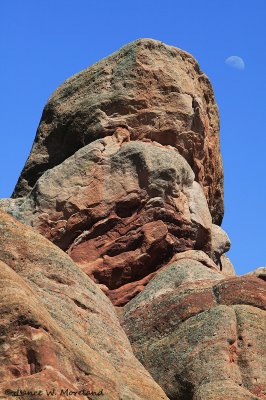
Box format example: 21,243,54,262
121,256,266,399
0,211,167,399
11,39,223,225
1,38,265,399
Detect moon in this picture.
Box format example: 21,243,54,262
225,56,245,70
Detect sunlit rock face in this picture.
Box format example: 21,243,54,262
1,39,226,305
0,211,167,400
1,38,265,400
12,38,223,225
1,136,214,305
120,257,266,399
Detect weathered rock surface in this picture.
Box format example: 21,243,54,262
1,38,265,400
220,254,236,277
1,137,214,306
121,257,266,400
245,267,266,281
211,223,231,265
12,38,224,224
0,211,168,400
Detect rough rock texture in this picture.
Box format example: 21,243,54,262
121,258,266,400
211,223,231,265
1,137,214,305
12,38,224,224
221,254,236,277
1,38,265,400
245,267,266,281
0,211,168,400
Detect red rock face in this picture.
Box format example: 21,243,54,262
0,39,228,306
1,138,214,305
12,39,223,225
0,38,265,400
0,211,167,400
121,257,266,400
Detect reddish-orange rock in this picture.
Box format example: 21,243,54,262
121,258,266,400
0,38,265,400
12,38,224,224
0,211,168,400
1,138,214,305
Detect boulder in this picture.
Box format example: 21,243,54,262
245,267,266,281
121,258,266,400
220,254,236,276
0,211,168,400
0,37,265,400
1,138,212,306
12,38,224,224
211,223,231,264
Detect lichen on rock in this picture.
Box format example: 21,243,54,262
0,38,265,400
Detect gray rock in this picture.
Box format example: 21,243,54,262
121,258,266,399
211,223,231,264
220,254,236,276
12,39,224,224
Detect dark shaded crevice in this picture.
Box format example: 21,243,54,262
47,274,72,285
105,234,144,257
115,197,141,218
212,285,221,305
173,374,195,400
70,216,120,247
17,316,41,329
27,349,42,375
72,299,98,313
16,316,49,333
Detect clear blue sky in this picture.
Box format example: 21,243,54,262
1,1,265,274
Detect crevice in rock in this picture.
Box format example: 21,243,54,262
212,285,221,304
233,307,246,391
173,374,195,400
26,349,42,375
72,299,98,313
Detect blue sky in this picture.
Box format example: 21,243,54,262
0,0,265,274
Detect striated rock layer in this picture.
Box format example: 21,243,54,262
121,255,266,400
1,136,220,305
0,211,167,400
12,38,223,224
1,38,265,400
1,39,227,305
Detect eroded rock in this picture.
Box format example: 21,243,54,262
121,258,266,400
1,138,213,306
211,223,231,265
0,37,264,400
12,38,223,224
0,211,168,400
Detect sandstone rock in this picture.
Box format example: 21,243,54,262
211,223,231,264
168,249,219,271
245,267,266,281
0,37,265,400
1,138,213,306
121,258,266,399
0,211,168,400
12,38,223,224
220,254,236,276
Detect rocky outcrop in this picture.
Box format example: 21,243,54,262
1,38,265,400
121,257,266,400
1,39,228,306
245,267,266,281
0,211,167,399
12,38,223,224
1,137,215,306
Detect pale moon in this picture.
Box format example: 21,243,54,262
225,56,245,70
